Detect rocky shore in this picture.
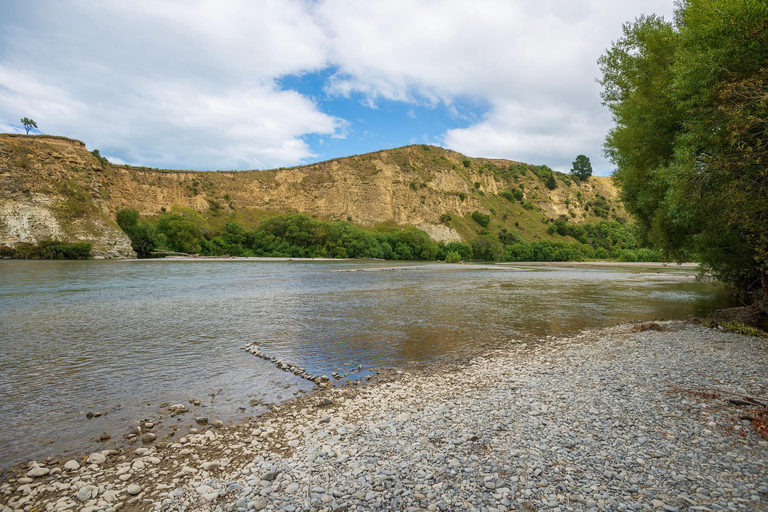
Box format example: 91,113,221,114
1,321,766,512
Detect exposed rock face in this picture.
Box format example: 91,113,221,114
0,135,136,258
0,134,623,257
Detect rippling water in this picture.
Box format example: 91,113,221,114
0,259,736,465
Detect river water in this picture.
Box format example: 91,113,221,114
0,259,736,466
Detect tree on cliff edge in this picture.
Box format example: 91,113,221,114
21,118,37,135
570,155,592,182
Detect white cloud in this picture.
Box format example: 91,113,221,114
0,0,341,169
316,0,674,174
0,0,674,171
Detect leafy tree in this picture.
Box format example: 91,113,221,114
570,155,593,181
599,0,768,313
116,209,159,257
21,117,37,135
116,209,139,231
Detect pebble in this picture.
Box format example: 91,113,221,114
86,452,106,464
4,323,767,512
63,460,80,471
126,483,142,495
26,467,49,477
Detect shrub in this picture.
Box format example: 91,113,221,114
462,158,471,168
458,192,467,201
440,213,452,224
618,250,638,262
471,210,490,228
445,250,462,263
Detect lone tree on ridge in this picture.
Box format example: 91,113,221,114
570,155,593,181
21,118,37,135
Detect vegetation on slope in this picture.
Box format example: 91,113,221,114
117,208,657,263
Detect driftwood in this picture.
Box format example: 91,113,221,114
667,381,768,439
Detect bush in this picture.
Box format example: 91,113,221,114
618,249,638,262
462,158,471,168
6,240,92,259
445,250,462,263
471,210,490,228
470,235,504,261
458,192,467,201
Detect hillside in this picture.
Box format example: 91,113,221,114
0,134,625,258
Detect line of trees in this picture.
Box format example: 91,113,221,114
599,0,767,311
116,208,656,263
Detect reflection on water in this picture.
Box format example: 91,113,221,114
0,260,735,465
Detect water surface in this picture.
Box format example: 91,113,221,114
0,260,735,465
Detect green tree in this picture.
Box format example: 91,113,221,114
21,117,37,135
545,173,557,190
599,0,768,312
570,155,593,181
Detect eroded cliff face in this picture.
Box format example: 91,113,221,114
0,134,623,257
0,136,135,258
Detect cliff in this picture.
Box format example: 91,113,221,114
0,134,624,257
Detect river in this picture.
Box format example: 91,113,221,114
0,259,736,466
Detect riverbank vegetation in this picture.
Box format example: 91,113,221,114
0,240,92,259
117,208,658,263
599,0,767,318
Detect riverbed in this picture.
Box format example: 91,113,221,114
0,260,736,466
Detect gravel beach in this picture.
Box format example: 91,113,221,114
2,321,766,512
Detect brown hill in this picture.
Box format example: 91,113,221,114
0,134,624,258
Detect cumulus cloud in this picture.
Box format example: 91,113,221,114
316,0,674,173
0,0,674,171
0,0,341,169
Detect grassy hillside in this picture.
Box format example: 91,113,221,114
0,134,629,258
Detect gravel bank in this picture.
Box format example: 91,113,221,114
2,321,766,512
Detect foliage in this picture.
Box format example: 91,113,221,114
599,0,768,304
470,235,504,261
21,117,37,135
471,210,491,228
570,155,593,181
91,149,109,169
117,208,160,258
545,173,557,190
444,250,462,263
721,321,759,336
462,158,471,168
4,240,92,259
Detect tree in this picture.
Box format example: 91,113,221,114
21,118,37,135
570,155,593,181
599,0,768,316
545,173,557,190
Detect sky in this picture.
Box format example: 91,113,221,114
0,0,674,174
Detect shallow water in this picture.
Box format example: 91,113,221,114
0,260,736,466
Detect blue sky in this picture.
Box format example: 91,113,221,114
0,1,674,175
